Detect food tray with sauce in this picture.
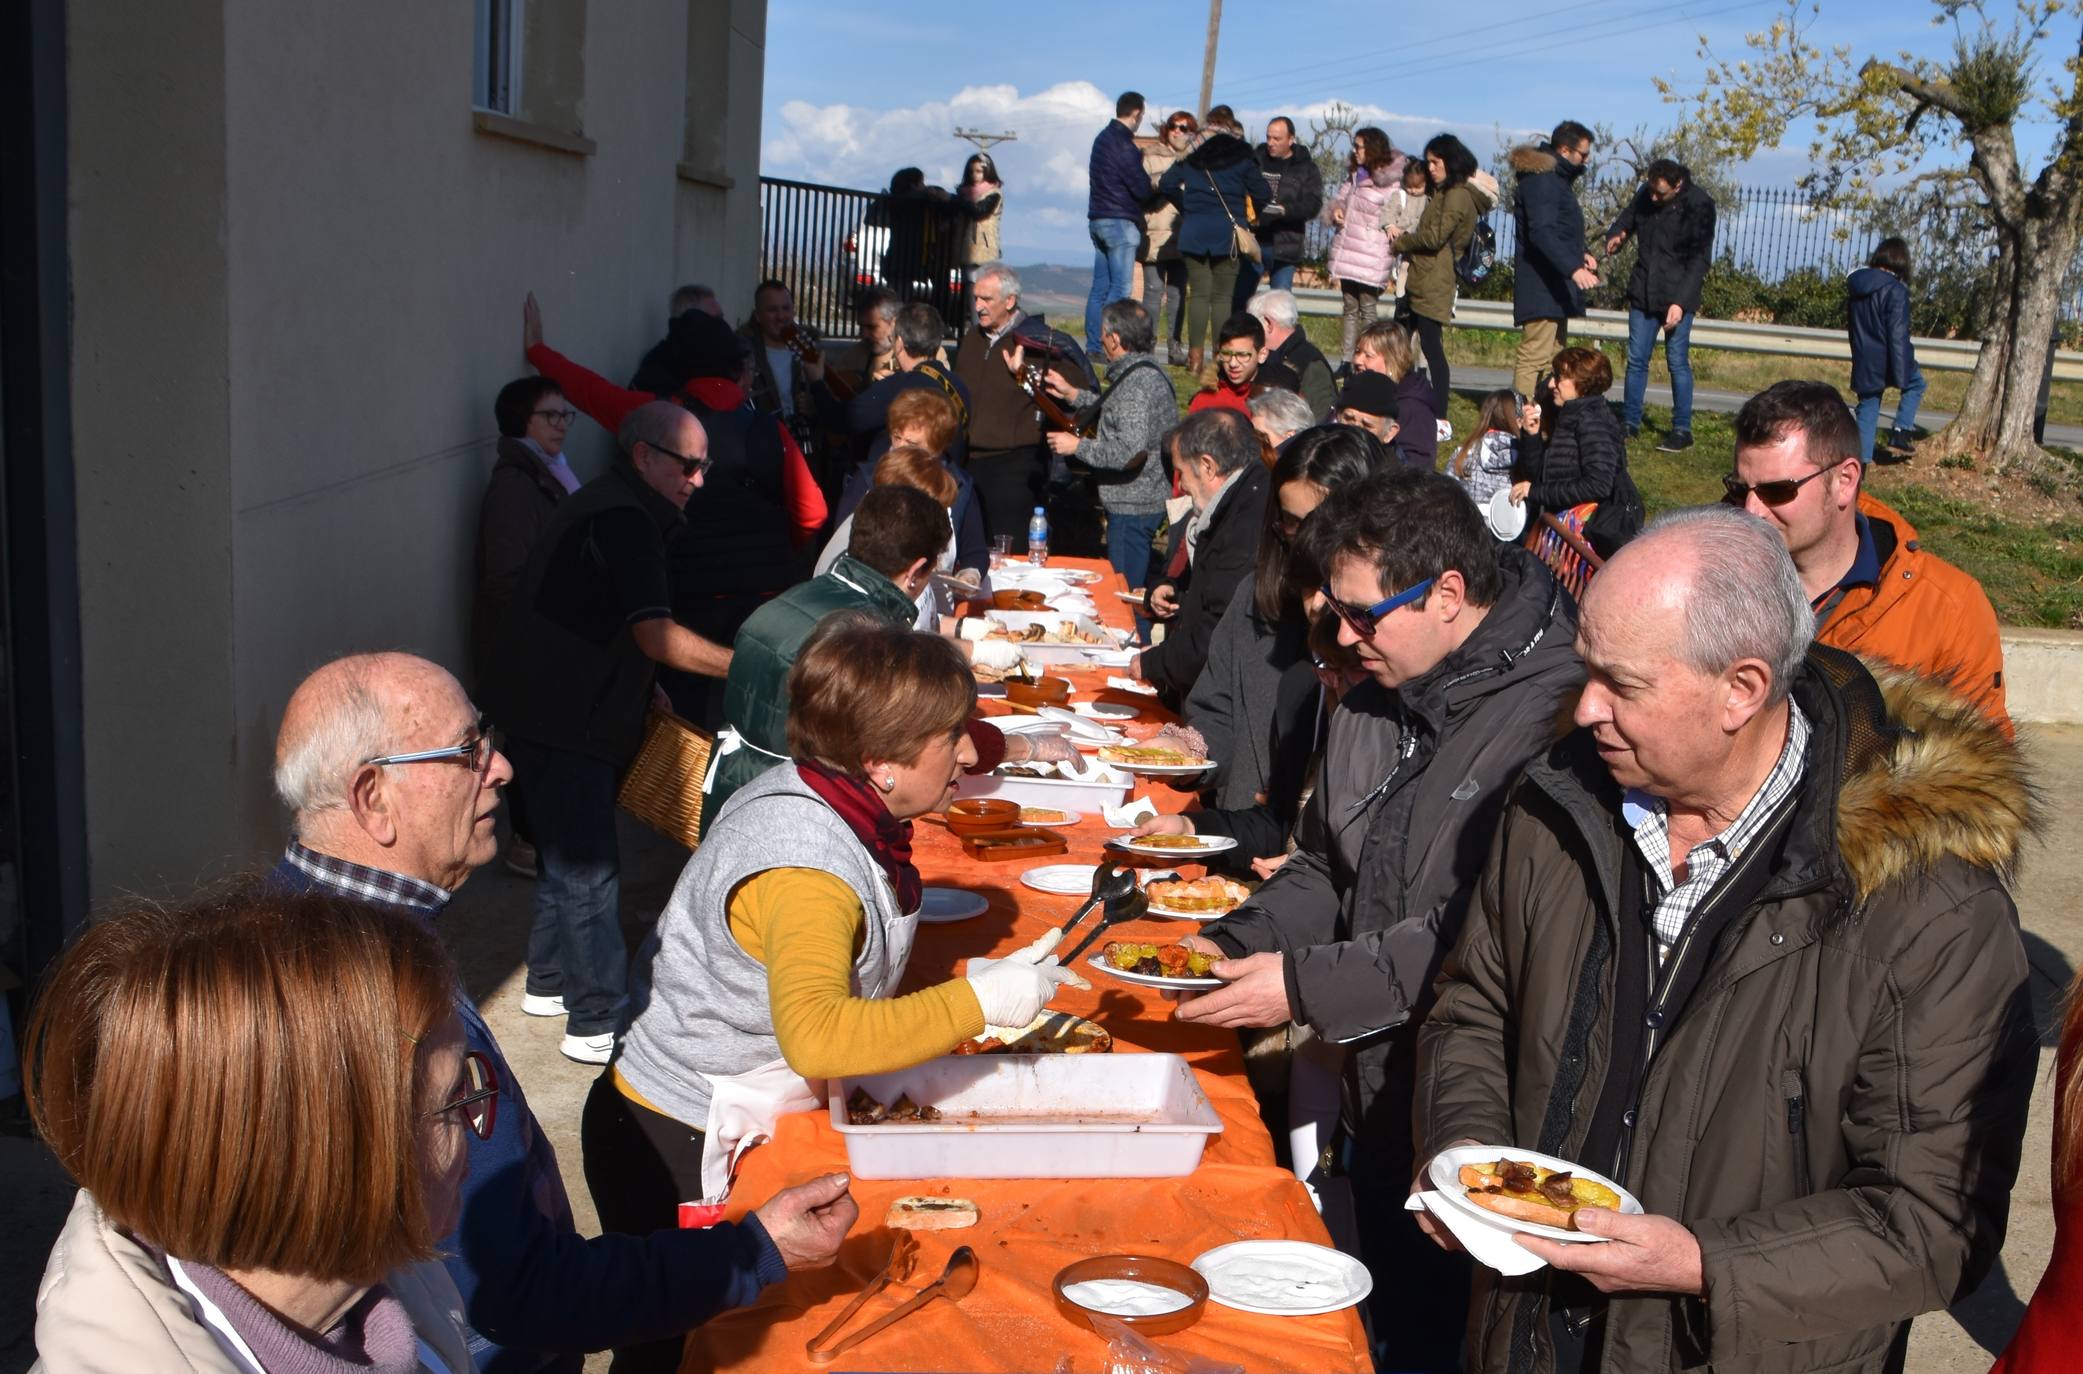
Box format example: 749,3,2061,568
829,1053,1223,1180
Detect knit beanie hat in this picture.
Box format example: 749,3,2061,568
1338,371,1399,418
662,310,746,382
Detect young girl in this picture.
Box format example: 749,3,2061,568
1447,390,1522,515
1379,158,1430,303
1325,128,1405,366
957,153,1004,311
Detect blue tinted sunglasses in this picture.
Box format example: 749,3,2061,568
1322,577,1436,638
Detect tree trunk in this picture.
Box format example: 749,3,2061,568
1935,226,2014,459
1990,221,2071,471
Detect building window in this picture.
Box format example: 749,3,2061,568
473,0,522,116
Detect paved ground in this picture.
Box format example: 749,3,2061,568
5,729,2079,1373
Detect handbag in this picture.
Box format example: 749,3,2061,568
1205,167,1261,263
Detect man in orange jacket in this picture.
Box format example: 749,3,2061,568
1726,381,2008,729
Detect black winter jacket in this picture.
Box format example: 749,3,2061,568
1252,143,1325,262
1527,394,1627,510
1509,144,1590,324
1609,179,1717,315
1140,462,1270,701
1846,266,1921,395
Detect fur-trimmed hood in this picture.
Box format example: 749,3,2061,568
1836,657,2035,901
1509,142,1582,182
1183,131,1256,172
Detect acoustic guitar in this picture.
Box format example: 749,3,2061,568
1018,362,1097,437
780,324,860,405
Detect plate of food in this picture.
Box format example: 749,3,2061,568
1017,806,1083,828
1108,833,1238,858
951,1010,1113,1056
1096,744,1213,776
1145,875,1251,919
916,887,990,923
1020,864,1099,896
1089,940,1225,990
1425,1145,1642,1243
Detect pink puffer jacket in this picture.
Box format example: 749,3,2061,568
1327,164,1403,290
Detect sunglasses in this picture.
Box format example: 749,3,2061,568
423,1050,500,1141
1720,466,1832,507
644,441,713,480
1322,577,1436,639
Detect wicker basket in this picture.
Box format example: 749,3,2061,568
616,710,714,851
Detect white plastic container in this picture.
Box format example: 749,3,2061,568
831,1053,1223,1179
954,764,1133,814
983,610,1129,666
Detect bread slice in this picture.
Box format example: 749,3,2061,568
885,1196,979,1231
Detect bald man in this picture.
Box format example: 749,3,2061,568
483,400,732,1066
270,653,855,1374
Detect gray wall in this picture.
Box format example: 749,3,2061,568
68,0,767,899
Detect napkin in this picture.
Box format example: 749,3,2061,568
1103,795,1158,828
1404,1192,1546,1275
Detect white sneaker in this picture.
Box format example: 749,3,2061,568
560,1031,616,1065
521,993,566,1017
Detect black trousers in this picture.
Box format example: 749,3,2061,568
580,1071,710,1374
1410,314,1451,411
964,446,1043,542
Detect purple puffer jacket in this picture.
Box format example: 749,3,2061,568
1327,164,1404,289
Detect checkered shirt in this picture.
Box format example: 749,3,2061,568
283,839,451,915
1623,704,1811,963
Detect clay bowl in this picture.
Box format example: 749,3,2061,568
992,589,1050,610
944,798,1021,837
1004,676,1071,708
1051,1254,1209,1337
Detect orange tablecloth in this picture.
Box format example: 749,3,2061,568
683,558,1371,1374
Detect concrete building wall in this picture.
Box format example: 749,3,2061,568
68,0,768,900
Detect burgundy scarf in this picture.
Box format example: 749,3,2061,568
797,761,923,914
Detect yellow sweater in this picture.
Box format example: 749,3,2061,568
616,868,983,1118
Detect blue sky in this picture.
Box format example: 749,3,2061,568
760,0,2068,261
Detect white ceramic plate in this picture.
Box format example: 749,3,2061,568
1426,1145,1644,1244
1107,834,1238,859
1190,1240,1374,1317
1074,700,1140,721
1486,487,1528,541
1020,864,1099,896
1016,808,1082,829
1086,951,1223,991
916,887,989,924
1144,878,1249,921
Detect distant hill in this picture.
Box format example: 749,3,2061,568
1008,262,1092,324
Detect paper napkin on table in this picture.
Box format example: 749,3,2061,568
1404,1192,1546,1276
1103,796,1158,828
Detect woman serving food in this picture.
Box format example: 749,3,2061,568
587,618,1087,1236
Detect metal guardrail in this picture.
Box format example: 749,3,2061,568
1291,288,2083,381
758,176,966,342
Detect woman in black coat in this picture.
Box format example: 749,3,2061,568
1509,346,1632,552
1846,236,1926,463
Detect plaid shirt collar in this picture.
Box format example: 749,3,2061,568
1622,703,1811,959
284,839,452,915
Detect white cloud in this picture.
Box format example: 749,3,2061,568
762,84,1531,257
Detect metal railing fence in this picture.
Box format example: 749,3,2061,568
757,177,966,341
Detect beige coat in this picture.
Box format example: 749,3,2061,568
32,1190,478,1373
1140,143,1182,261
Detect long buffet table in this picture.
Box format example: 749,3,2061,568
683,557,1372,1374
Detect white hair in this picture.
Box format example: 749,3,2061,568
976,262,1021,301
273,664,392,819
1246,289,1299,331
1248,387,1316,438
1639,505,1816,704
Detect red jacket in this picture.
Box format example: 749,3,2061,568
525,343,827,548
1187,378,1257,415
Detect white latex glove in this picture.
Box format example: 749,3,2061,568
957,617,993,642
965,928,1090,1026
969,639,1021,670
1025,732,1079,764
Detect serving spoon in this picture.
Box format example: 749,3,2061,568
809,1246,980,1364
1060,885,1152,967
1058,863,1139,941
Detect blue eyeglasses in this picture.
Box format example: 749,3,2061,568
1321,577,1436,638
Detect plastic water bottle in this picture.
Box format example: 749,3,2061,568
1027,507,1049,565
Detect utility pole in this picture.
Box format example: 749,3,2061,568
954,129,1018,154
1197,0,1222,119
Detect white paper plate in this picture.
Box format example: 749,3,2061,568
1086,952,1223,991
916,887,989,923
1036,705,1118,741
1108,834,1238,858
1020,864,1099,896
1016,808,1082,828
1146,902,1237,922
1115,589,1149,603
1191,1240,1374,1316
1080,648,1137,668
1074,700,1140,721
1052,568,1103,585
1486,487,1528,541
1426,1145,1644,1244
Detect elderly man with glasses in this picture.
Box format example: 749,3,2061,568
1727,380,2007,729
268,651,855,1374
483,400,734,1067
1168,470,1583,1374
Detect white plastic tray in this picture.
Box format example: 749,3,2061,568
955,765,1133,814
985,610,1130,665
831,1053,1223,1179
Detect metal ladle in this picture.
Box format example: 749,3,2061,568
808,1245,981,1364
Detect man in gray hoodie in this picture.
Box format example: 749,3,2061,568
1043,299,1178,585
1175,470,1585,1373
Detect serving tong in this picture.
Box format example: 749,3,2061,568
805,1237,980,1363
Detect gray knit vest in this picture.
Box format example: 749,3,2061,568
617,763,909,1126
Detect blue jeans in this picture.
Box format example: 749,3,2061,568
509,734,629,1036
1623,307,1695,434
1234,254,1296,310
1087,218,1142,350
1107,510,1164,642
1855,376,1928,461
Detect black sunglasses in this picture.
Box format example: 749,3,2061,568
1721,467,1832,507
642,441,712,480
